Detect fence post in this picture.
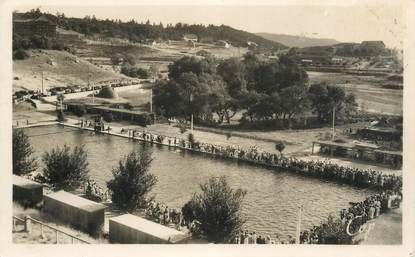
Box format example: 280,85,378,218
12,217,16,232
40,224,44,239
25,216,31,234
56,230,59,244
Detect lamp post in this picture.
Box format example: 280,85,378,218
190,93,194,134
332,105,336,141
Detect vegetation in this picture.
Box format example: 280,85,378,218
107,149,157,212
42,145,89,190
14,9,285,50
308,82,358,123
154,53,357,129
12,129,38,175
275,142,285,154
13,49,30,60
121,66,150,79
183,176,246,243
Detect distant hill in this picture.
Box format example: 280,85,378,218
256,33,339,48
14,10,287,51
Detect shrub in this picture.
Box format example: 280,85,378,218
107,149,157,211
42,145,89,191
13,49,29,60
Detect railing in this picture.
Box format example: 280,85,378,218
13,215,91,244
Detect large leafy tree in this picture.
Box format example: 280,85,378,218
13,129,38,175
308,83,357,123
184,176,247,243
107,149,157,212
42,145,89,190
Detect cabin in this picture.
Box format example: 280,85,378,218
109,214,190,244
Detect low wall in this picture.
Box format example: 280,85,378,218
13,175,43,208
43,190,106,236
109,214,189,244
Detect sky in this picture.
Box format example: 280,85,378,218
15,4,405,48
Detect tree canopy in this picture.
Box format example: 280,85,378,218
183,176,247,243
13,129,38,175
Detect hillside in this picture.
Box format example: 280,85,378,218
14,10,286,51
256,32,339,48
13,49,128,92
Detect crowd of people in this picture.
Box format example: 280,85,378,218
299,189,402,244
107,125,402,191
144,200,186,230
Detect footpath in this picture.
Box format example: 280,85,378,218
360,207,402,245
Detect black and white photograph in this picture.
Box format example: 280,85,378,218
1,0,414,256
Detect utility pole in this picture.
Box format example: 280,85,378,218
332,105,336,141
150,88,153,113
41,71,44,95
190,93,194,134
296,205,303,244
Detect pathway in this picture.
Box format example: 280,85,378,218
360,207,402,245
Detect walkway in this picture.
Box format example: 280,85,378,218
360,207,402,245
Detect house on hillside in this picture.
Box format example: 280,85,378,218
216,40,231,48
247,41,258,50
183,34,198,42
13,14,57,38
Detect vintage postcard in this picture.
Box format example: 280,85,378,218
0,0,414,256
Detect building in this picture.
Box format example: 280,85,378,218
247,41,258,50
216,40,231,48
183,34,198,43
13,15,57,38
109,214,190,244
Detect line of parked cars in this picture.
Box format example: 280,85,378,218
13,78,142,102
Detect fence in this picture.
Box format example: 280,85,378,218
12,215,91,244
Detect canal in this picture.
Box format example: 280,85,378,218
25,125,373,239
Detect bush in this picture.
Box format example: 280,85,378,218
42,145,90,191
183,176,246,243
13,129,38,175
13,49,30,60
107,149,157,211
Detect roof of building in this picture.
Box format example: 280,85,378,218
13,175,42,189
45,190,107,212
109,214,189,243
361,41,385,47
56,27,83,36
183,34,198,40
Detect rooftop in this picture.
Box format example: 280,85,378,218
109,214,189,243
45,190,107,213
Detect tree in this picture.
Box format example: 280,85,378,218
275,142,285,154
13,129,38,175
308,83,357,123
184,176,247,243
42,145,89,190
107,149,157,212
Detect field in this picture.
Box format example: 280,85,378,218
308,71,402,116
